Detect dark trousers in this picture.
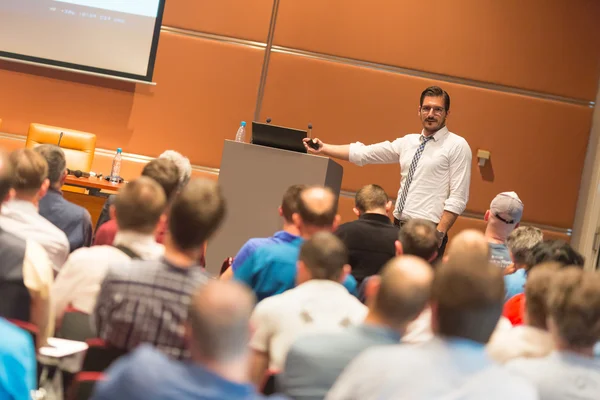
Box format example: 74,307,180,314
394,217,448,264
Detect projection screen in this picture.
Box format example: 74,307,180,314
0,0,166,82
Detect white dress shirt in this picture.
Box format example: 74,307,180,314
249,280,367,371
0,200,70,271
349,126,472,222
52,231,164,319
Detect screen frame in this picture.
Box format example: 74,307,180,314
0,0,166,83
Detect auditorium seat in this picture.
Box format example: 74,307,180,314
67,372,104,400
58,308,95,342
25,123,97,193
81,339,127,373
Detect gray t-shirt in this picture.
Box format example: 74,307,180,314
507,351,600,400
489,243,512,270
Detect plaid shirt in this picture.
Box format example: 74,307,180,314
93,258,211,360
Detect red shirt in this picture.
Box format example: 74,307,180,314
503,293,525,326
94,219,167,246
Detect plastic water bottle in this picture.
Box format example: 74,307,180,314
110,148,122,182
235,121,247,142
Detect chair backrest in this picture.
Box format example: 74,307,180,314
58,310,95,342
67,372,104,400
261,370,279,395
7,319,39,348
220,257,234,276
25,123,96,173
81,339,128,372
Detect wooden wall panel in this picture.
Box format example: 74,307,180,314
260,52,592,229
0,33,264,168
162,0,273,42
274,0,600,100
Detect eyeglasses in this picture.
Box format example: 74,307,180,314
421,106,445,115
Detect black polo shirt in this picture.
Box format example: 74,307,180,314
335,213,399,283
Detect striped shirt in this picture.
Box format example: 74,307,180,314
93,257,211,360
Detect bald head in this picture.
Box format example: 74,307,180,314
188,280,256,362
0,151,14,201
445,230,490,265
295,186,338,228
371,255,434,329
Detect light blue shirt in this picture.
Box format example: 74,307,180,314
0,319,36,400
234,239,357,302
326,337,538,400
507,351,600,400
504,269,527,301
281,324,400,400
231,231,298,272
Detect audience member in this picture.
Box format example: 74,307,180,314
280,255,433,400
504,226,544,300
92,281,286,400
235,186,356,301
0,149,69,270
507,268,600,400
0,318,37,400
94,157,181,245
93,178,226,359
334,184,398,285
52,177,167,321
356,218,437,302
248,232,367,385
403,230,511,344
221,184,305,280
0,151,54,347
326,256,537,400
488,262,560,363
35,144,93,252
484,192,524,270
503,240,584,326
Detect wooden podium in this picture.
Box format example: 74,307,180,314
206,140,344,275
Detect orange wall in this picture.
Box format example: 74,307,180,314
1,0,599,236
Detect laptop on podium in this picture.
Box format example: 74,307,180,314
251,122,307,153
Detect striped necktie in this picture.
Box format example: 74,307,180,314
396,135,434,218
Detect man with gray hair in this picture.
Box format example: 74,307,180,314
92,281,286,400
159,150,192,189
484,192,524,271
35,144,93,252
504,226,543,300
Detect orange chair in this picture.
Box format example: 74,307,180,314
25,123,97,193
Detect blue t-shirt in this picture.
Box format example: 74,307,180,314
234,238,357,302
504,269,527,302
232,231,299,272
92,345,286,400
0,319,36,400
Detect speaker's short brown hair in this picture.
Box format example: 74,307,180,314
281,184,306,222
355,184,388,213
114,177,167,234
433,259,504,343
299,232,348,281
142,158,181,201
398,219,438,261
9,149,48,193
168,179,226,250
547,268,600,348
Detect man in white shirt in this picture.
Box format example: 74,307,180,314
0,149,69,271
52,177,167,321
507,268,600,400
248,232,367,386
0,151,55,347
304,86,472,260
326,252,537,400
488,262,560,364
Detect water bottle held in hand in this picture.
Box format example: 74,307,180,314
235,121,247,142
